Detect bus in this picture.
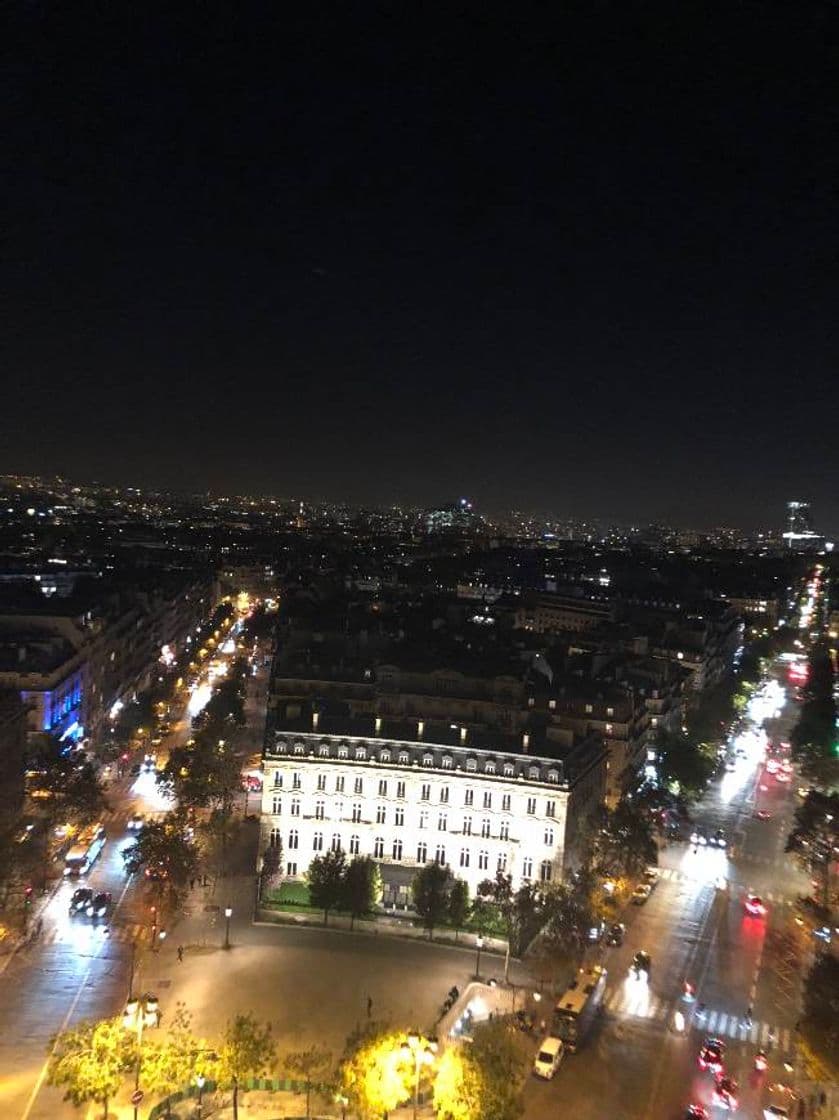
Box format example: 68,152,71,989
553,964,607,1051
63,823,107,877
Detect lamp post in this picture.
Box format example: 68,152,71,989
401,1034,436,1120
474,934,484,980
128,940,137,1000
196,1073,205,1118
224,906,232,950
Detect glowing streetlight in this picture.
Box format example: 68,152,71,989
400,1034,436,1120
474,934,484,980
224,906,232,950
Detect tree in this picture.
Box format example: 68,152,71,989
412,862,454,939
308,848,347,925
284,1044,333,1119
596,800,657,879
786,790,839,908
48,1018,137,1119
158,734,241,815
216,1013,275,1120
448,878,470,940
141,1004,205,1120
540,881,592,970
342,856,378,930
801,953,839,1075
791,641,838,786
477,873,547,963
434,1021,528,1120
654,727,716,803
122,811,199,909
260,843,282,900
338,1027,416,1120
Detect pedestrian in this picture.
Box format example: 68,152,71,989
177,945,184,962
367,996,373,1019
203,874,208,887
189,878,195,890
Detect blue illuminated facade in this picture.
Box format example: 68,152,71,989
21,667,85,742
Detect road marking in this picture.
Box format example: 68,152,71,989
18,874,135,1120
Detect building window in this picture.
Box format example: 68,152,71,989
421,783,431,801
376,804,386,824
313,832,324,852
349,835,360,855
398,752,410,765
288,829,299,850
419,810,428,829
269,827,281,848
317,774,327,791
378,779,388,797
466,758,477,772
485,761,496,774
291,798,301,817
540,860,552,882
354,777,363,795
483,791,492,809
319,745,330,757
522,857,533,880
544,827,554,846
464,789,474,807
392,839,403,860
380,750,391,763
548,770,559,783
548,698,556,711
338,747,348,759
500,821,509,841
462,817,472,836
440,786,449,804
546,800,556,818
374,837,384,859
478,850,489,871
481,818,491,838
585,704,593,715
438,813,448,832
605,723,613,735
497,852,507,872
502,794,511,811
423,754,433,767
606,706,614,717
355,748,366,761
293,745,305,755
273,773,283,789
272,797,282,815
331,833,341,851
459,848,470,868
396,780,406,799
315,800,325,820
286,861,297,876
292,772,302,789
503,764,514,777
435,846,446,865
528,766,540,780
335,801,344,820
395,807,404,827
335,775,345,793
526,797,536,815
417,842,427,864
351,803,362,823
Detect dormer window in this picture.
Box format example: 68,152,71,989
379,750,391,763
398,751,410,765
547,770,559,783
485,761,496,775
319,745,330,757
442,756,453,770
503,763,514,777
423,754,434,767
355,747,366,761
528,766,540,780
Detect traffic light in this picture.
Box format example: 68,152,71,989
24,884,34,907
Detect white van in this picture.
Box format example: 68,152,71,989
533,1036,564,1079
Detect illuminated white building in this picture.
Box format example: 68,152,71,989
259,729,605,906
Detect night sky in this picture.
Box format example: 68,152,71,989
6,5,838,528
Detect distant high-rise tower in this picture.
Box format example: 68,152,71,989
785,500,816,549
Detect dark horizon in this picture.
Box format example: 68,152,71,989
6,6,838,530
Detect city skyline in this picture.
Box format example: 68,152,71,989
6,7,838,529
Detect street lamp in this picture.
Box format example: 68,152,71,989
196,1073,206,1118
224,906,232,950
401,1034,436,1120
474,934,484,980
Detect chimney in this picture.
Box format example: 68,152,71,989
522,732,530,753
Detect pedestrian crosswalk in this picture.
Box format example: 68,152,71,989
652,865,796,907
42,921,147,948
602,985,792,1050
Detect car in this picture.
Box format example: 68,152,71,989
698,1038,725,1073
763,1107,790,1119
776,770,791,783
725,759,737,772
643,867,660,887
142,754,157,772
605,923,625,946
766,758,779,774
685,1107,709,1120
532,1036,564,1080
755,809,772,820
713,1075,739,1111
86,891,112,919
630,951,651,981
586,920,605,943
745,894,767,917
129,763,141,777
632,883,652,905
712,828,727,848
145,863,169,881
69,887,94,915
122,997,140,1028
158,722,171,735
142,993,160,1028
127,813,145,832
